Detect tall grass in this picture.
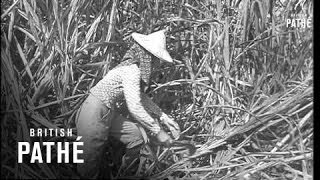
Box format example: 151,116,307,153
1,0,313,179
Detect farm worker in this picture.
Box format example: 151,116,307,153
76,30,181,178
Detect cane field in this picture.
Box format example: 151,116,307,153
1,0,313,179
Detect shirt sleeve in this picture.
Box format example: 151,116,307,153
122,64,161,135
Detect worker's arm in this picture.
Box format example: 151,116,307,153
140,87,181,139
122,64,161,135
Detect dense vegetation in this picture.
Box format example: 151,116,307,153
1,0,313,179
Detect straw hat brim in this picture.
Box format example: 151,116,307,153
132,33,173,63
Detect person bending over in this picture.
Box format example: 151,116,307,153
76,30,180,178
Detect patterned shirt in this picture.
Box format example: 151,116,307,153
90,64,163,134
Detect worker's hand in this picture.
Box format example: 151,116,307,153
160,114,181,139
156,130,173,147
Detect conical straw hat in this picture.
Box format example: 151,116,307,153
131,30,173,63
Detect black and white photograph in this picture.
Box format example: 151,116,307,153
1,0,313,179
